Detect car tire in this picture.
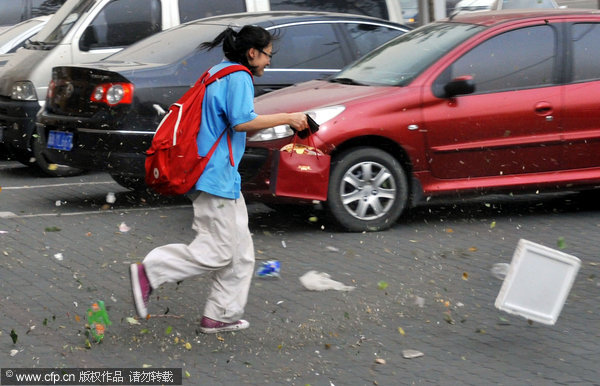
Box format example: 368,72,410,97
326,147,408,232
110,173,148,191
32,133,85,177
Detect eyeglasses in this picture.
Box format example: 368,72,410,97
259,49,273,59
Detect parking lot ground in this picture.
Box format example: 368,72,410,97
1,169,600,385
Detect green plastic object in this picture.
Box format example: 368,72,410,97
87,300,112,342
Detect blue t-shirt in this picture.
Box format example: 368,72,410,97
194,61,257,199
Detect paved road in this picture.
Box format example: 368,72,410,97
1,161,600,385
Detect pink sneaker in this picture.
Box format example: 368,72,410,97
199,316,249,334
129,263,152,319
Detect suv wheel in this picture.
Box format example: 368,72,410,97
327,147,408,232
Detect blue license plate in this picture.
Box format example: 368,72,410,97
47,130,73,151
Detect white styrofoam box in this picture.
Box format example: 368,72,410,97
494,239,581,325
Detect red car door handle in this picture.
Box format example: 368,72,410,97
534,102,553,114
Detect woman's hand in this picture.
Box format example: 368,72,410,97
288,112,309,132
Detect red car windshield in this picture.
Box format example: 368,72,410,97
332,22,484,87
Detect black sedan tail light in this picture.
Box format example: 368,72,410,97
90,83,135,106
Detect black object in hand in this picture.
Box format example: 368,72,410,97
307,114,319,134
294,114,320,139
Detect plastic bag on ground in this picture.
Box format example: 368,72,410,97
299,271,355,291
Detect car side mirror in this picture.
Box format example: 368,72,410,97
444,75,475,98
79,26,98,52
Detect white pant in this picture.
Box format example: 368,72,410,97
143,192,255,322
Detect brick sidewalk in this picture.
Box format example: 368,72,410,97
1,189,599,385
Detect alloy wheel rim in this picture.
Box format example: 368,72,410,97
340,161,397,221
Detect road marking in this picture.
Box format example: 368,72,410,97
1,181,116,190
0,205,191,219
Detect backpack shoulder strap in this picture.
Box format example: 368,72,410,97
205,64,252,86
200,64,251,168
192,68,213,88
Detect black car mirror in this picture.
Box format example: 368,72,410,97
444,75,475,98
79,26,98,52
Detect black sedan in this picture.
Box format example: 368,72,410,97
37,11,409,183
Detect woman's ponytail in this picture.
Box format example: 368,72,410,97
201,25,272,72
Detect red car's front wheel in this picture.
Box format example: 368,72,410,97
327,147,409,232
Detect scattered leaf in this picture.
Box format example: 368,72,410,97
462,272,469,281
142,364,152,368
165,326,173,335
184,342,192,350
475,328,486,334
490,221,496,229
140,329,149,334
10,329,17,344
497,316,511,325
308,216,318,222
468,247,478,252
377,281,388,290
75,315,81,323
47,164,58,171
446,228,454,233
44,226,61,232
216,335,225,342
185,371,191,378
398,327,405,336
557,237,566,249
126,317,140,325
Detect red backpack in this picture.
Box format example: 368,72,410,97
145,64,251,196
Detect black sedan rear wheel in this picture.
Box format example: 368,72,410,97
110,174,147,191
327,147,408,232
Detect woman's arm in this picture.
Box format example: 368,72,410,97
234,112,308,133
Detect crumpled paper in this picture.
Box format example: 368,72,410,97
299,271,355,291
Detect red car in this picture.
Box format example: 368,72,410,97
241,9,600,232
